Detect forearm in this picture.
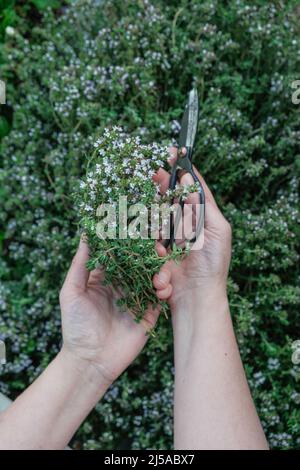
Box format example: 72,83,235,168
172,289,268,450
0,348,110,449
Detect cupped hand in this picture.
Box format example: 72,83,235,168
152,148,232,310
59,238,160,385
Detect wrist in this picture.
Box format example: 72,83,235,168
172,282,228,318
58,347,113,393
171,285,229,338
171,287,230,371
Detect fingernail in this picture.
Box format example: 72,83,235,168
158,271,168,284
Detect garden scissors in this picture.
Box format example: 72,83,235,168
163,88,205,249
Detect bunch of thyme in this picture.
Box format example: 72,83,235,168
75,126,193,323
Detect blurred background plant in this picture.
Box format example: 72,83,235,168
0,0,299,450
0,0,64,138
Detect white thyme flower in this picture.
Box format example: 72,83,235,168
5,26,16,36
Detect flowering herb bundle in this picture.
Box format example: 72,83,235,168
76,126,186,323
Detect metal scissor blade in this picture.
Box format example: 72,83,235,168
178,88,199,150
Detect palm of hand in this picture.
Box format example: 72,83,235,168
164,224,229,306
153,157,231,307
60,245,159,385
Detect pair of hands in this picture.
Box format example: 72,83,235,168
60,149,232,387
2,151,267,452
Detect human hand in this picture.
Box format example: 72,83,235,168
59,237,160,386
152,148,232,312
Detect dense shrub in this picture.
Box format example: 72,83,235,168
0,0,62,42
0,1,64,138
0,0,299,449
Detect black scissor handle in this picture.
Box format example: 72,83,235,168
169,163,178,191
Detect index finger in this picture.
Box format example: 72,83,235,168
63,237,90,290
191,164,218,209
167,146,217,208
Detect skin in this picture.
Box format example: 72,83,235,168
152,147,232,307
0,149,268,449
60,238,160,385
152,148,269,450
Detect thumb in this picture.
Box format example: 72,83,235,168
64,236,90,289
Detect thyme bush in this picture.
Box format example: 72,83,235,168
0,1,64,138
0,0,299,449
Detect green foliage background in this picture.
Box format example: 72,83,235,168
0,0,299,449
0,0,62,137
